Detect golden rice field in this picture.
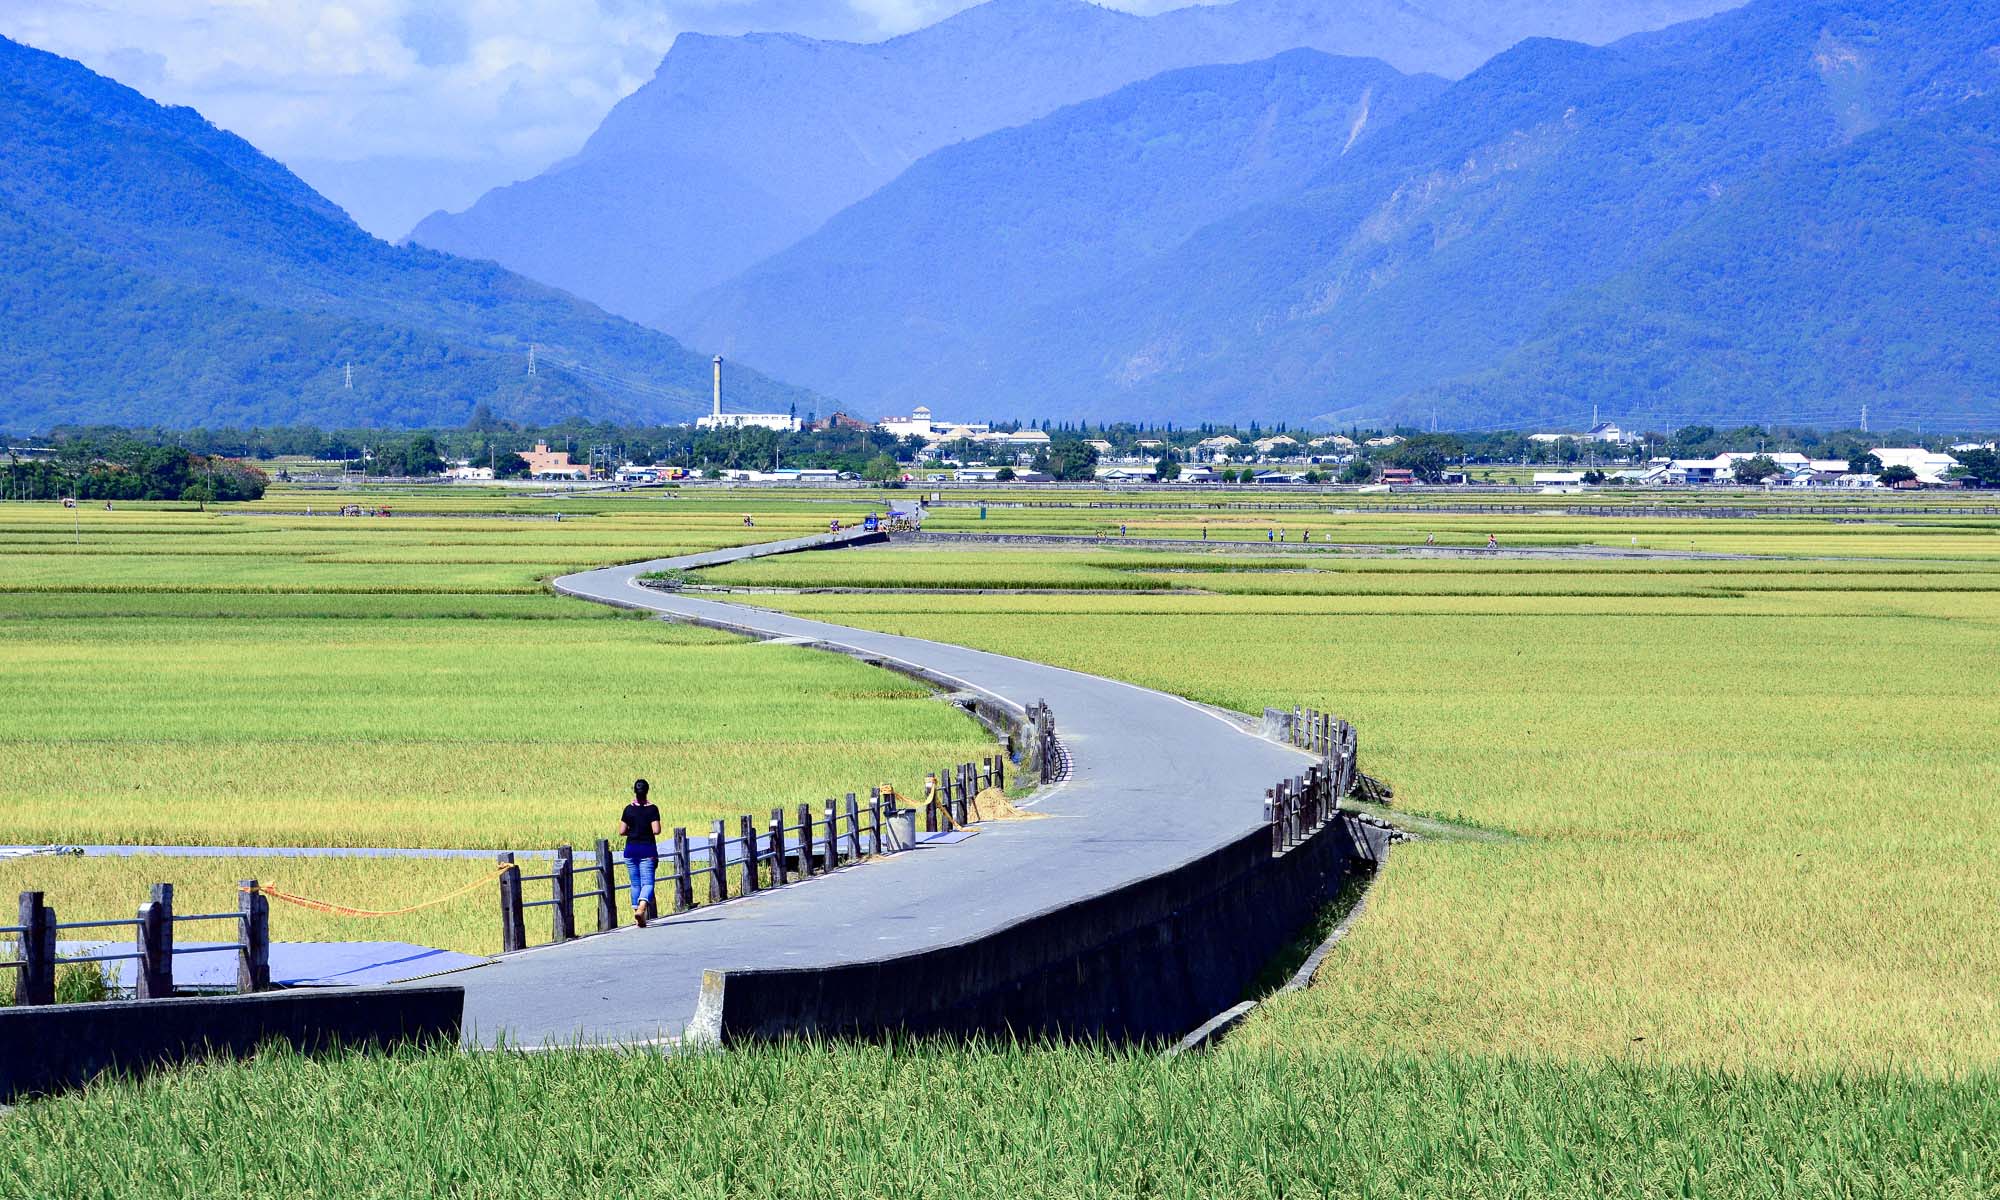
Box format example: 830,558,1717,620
7,485,2000,1195
724,521,2000,1072
0,494,990,953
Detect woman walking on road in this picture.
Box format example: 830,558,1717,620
619,779,663,926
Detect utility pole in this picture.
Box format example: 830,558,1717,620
1860,403,1869,434
344,362,353,390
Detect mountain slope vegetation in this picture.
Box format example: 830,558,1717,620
894,0,2000,426
0,36,808,431
409,0,1732,326
673,51,1446,411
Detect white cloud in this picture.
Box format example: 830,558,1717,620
0,0,1203,236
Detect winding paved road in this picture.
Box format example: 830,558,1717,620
443,533,1313,1048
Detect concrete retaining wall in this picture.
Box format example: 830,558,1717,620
0,985,464,1101
686,815,1388,1045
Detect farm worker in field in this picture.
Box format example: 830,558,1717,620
743,514,755,527
1120,524,1127,537
1487,533,1499,550
1426,533,1436,546
1201,525,1208,540
618,779,663,927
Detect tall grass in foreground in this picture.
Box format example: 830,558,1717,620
5,1040,1994,1199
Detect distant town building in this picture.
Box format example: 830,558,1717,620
1868,447,1960,485
445,464,494,481
520,443,588,480
808,411,874,432
878,405,994,443
697,357,800,432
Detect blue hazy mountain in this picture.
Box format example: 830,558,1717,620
408,0,1733,327
673,51,1446,410
875,0,2000,426
0,36,810,431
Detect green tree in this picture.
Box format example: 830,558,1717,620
1951,448,2000,488
1154,456,1180,481
494,452,531,479
1732,455,1782,484
1880,464,1919,486
1380,435,1463,484
180,478,216,510
995,466,1016,482
1848,451,1884,474
1034,437,1099,482
864,453,901,484
1340,460,1374,484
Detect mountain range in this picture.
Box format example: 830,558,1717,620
408,0,1733,329
7,0,1999,433
680,0,2000,427
673,50,1447,412
0,35,810,432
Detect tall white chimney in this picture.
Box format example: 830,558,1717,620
712,356,723,418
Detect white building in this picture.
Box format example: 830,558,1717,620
696,357,800,432
879,406,936,440
880,406,994,443
445,464,494,481
1869,447,1960,485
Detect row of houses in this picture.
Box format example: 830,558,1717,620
1536,446,1980,489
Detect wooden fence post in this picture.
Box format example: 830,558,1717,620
845,794,862,860
798,804,817,876
994,753,1006,791
707,820,729,904
822,802,839,872
136,882,173,1000
868,789,883,856
497,852,525,952
671,828,695,913
769,809,789,886
15,891,54,1007
550,845,576,944
237,879,270,993
1264,791,1280,856
954,764,971,826
738,815,760,896
594,839,618,932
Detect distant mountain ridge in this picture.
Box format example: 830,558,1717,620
0,36,810,431
408,0,1735,327
714,0,1999,427
673,50,1447,410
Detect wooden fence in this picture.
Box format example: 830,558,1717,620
3,881,272,1006
1264,709,1360,856
498,751,1022,953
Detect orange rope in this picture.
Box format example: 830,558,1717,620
240,862,517,919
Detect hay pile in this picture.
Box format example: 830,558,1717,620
967,787,1049,823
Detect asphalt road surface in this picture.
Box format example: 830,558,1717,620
442,533,1312,1047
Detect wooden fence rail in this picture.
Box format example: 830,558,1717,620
1262,707,1364,856
496,740,1041,953
6,880,273,1007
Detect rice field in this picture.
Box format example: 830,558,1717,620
0,495,992,952
5,1041,1994,1199
8,487,2000,1194
730,529,2000,1073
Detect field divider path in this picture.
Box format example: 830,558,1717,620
435,528,1316,1048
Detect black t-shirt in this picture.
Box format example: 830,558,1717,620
621,802,660,853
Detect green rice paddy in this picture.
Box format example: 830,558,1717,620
6,484,1998,1196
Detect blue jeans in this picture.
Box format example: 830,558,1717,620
625,853,658,908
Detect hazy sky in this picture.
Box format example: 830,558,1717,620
1,0,1203,238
